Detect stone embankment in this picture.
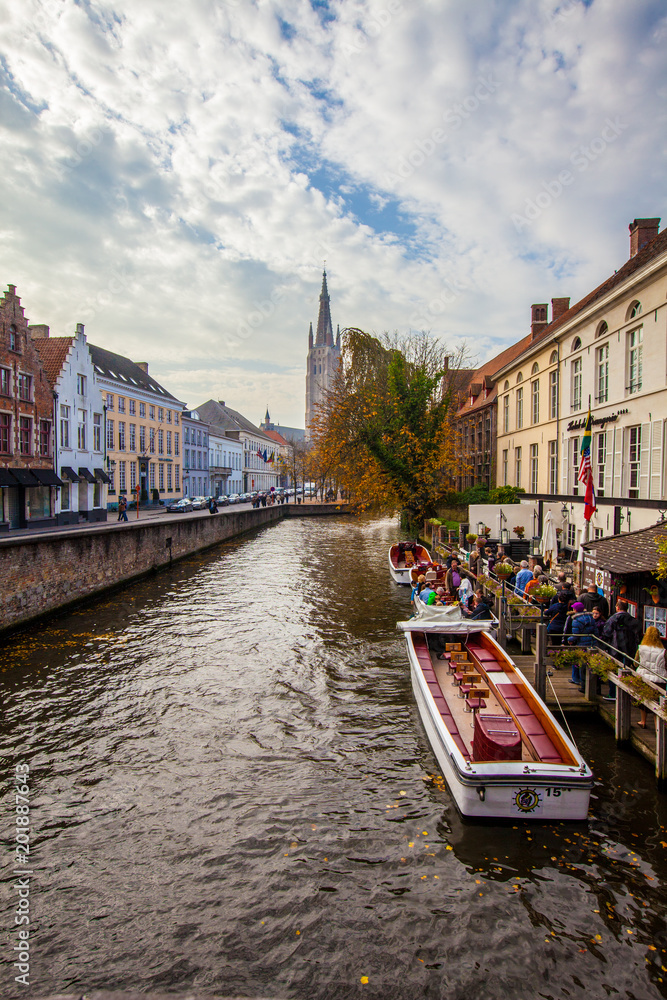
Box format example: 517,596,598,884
0,503,347,635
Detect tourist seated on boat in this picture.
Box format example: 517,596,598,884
463,592,494,620
433,587,448,605
419,584,437,605
411,574,426,601
458,575,473,606
546,592,570,647
514,560,532,596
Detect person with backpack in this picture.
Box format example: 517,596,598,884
567,601,597,688
602,599,643,667
546,592,570,647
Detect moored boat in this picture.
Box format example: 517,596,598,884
388,541,432,584
398,610,592,820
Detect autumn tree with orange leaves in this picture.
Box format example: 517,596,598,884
310,329,470,522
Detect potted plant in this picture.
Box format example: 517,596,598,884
552,648,585,672
495,562,513,577
532,584,557,603
465,533,478,545
512,525,525,539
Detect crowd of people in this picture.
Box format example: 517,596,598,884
413,540,667,723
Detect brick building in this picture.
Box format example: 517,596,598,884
0,285,61,530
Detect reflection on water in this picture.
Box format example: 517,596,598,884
1,516,667,999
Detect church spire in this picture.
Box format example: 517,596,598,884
315,270,334,347
308,321,313,350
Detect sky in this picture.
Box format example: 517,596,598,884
0,0,665,428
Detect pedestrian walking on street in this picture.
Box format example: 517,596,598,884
118,496,128,522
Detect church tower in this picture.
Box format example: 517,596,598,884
305,270,341,438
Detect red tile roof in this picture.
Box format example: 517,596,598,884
456,335,533,416
263,428,289,447
33,337,73,387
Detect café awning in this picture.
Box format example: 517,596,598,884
78,467,97,483
31,468,65,487
61,466,81,482
94,468,111,484
0,469,18,487
9,468,40,487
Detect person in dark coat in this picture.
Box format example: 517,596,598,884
581,584,610,619
546,593,570,647
567,602,596,687
465,593,494,620
602,599,643,666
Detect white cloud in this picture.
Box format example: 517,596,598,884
0,0,665,425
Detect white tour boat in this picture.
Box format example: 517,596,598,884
398,605,593,820
388,542,432,585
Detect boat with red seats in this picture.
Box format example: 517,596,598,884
398,609,592,819
388,541,432,584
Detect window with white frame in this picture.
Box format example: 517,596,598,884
567,522,577,547
19,416,31,455
106,393,114,409
129,424,136,451
644,605,667,638
166,431,172,455
139,402,146,418
531,380,539,424
119,460,126,491
77,409,86,450
106,418,114,450
18,373,32,401
158,429,164,455
175,432,179,456
118,396,125,413
549,370,558,419
628,425,641,499
596,343,609,403
548,440,557,494
130,461,137,490
503,395,509,433
502,449,508,486
596,431,606,496
515,446,522,488
516,387,523,429
149,428,155,454
93,413,101,451
60,404,70,448
571,357,582,411
530,443,539,492
76,373,86,396
149,463,155,490
39,420,51,457
175,464,180,490
118,421,125,451
159,463,164,490
167,464,172,491
628,328,643,393
139,425,146,452
129,398,136,416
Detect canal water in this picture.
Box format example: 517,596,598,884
2,515,667,1000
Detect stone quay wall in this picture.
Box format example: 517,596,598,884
0,503,349,635
0,507,285,634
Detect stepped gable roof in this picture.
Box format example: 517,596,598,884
315,270,334,347
581,522,667,575
499,225,667,373
196,399,276,445
89,344,182,402
456,335,533,416
33,336,73,387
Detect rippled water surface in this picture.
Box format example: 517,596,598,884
2,515,667,999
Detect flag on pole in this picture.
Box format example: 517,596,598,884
578,408,596,521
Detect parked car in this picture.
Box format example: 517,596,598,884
167,498,194,513
190,496,208,509
227,493,241,504
215,495,230,506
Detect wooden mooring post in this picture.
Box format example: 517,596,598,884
614,680,632,743
533,623,547,700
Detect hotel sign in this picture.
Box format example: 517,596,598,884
567,408,629,431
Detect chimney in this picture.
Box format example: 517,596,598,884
629,218,660,258
531,303,549,340
218,400,225,406
29,324,50,339
136,362,149,373
76,322,85,336
551,297,570,324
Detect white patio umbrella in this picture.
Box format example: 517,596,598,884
541,510,558,567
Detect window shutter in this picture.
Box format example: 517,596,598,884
639,422,650,499
650,419,664,499
612,426,623,497
561,433,568,493
602,430,613,498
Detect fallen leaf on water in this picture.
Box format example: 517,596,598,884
360,976,369,984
